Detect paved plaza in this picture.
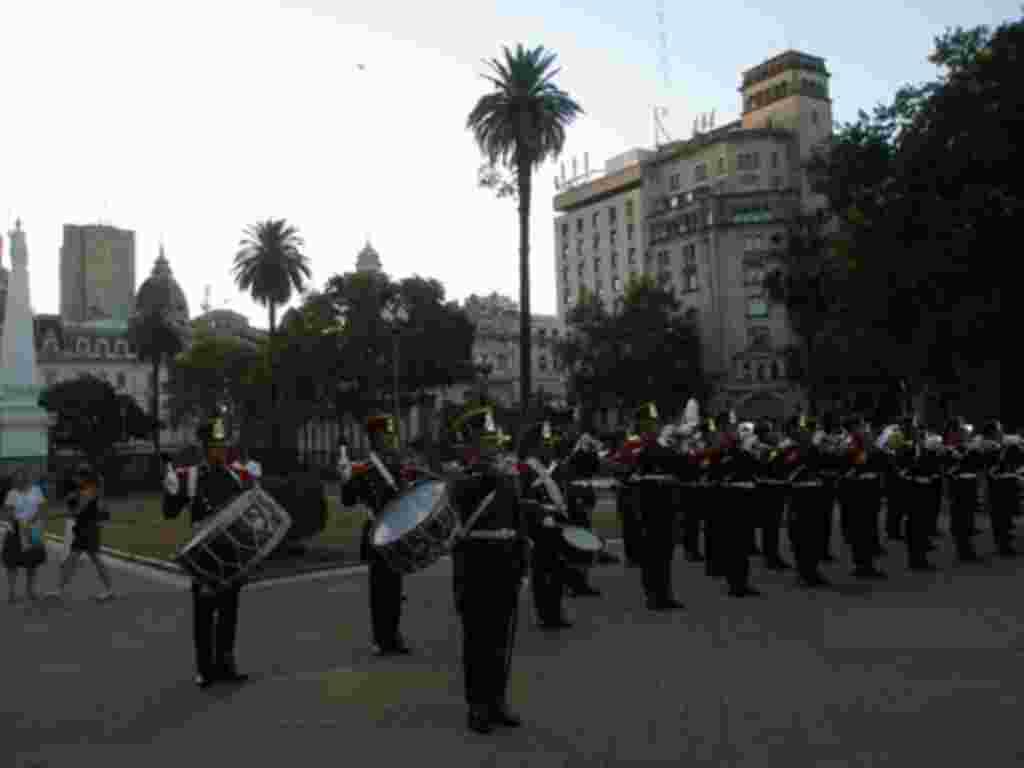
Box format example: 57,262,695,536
4,503,1024,767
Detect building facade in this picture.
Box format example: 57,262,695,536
553,50,833,422
60,223,136,323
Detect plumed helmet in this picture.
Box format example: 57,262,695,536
634,402,659,425
197,417,227,448
366,413,396,436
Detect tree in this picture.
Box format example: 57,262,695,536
232,219,312,337
128,309,185,471
467,44,583,426
40,375,152,472
233,219,312,463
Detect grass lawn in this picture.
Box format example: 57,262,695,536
43,489,623,564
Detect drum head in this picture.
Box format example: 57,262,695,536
562,526,603,553
373,481,447,546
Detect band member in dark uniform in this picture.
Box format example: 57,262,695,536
948,425,985,563
163,417,249,689
837,427,888,578
754,424,792,571
518,419,571,629
787,433,831,588
719,434,762,597
988,436,1021,558
615,403,685,611
902,434,945,571
449,407,529,734
555,426,608,595
614,431,646,567
338,414,422,656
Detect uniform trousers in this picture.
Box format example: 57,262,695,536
837,477,882,571
757,481,788,564
903,477,942,567
720,486,755,592
454,542,522,713
704,485,725,579
530,527,565,624
633,479,678,603
369,552,404,647
821,478,838,558
885,473,906,539
680,483,703,558
949,477,980,559
988,476,1018,552
617,482,644,565
192,583,241,678
789,485,831,581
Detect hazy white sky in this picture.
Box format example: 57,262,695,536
1,0,1017,329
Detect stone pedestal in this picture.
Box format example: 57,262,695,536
0,220,50,475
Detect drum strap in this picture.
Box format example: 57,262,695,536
369,452,398,492
449,490,497,544
526,458,566,512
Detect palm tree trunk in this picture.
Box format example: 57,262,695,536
517,158,533,431
151,357,161,478
268,302,279,467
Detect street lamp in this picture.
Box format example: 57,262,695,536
381,300,409,449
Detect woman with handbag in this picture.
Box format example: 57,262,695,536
50,465,116,602
2,468,48,604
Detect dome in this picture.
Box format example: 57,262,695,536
134,245,190,327
356,240,382,273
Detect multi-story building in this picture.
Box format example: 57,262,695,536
553,50,833,422
60,223,136,323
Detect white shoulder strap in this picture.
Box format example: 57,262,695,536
187,467,198,499
449,490,497,544
369,452,398,492
527,457,565,511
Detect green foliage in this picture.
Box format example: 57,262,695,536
128,308,186,466
39,375,152,466
166,334,262,431
556,278,704,428
232,219,312,336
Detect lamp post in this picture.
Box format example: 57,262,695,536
381,301,409,449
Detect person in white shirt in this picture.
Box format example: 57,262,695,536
2,468,49,603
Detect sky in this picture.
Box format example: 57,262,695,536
1,0,1018,330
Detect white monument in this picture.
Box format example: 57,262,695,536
0,219,50,472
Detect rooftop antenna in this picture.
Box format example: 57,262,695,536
654,0,673,148
201,285,212,313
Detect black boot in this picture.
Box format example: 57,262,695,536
490,703,522,727
216,656,249,684
468,708,493,734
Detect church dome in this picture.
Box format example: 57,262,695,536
134,245,190,328
356,240,382,273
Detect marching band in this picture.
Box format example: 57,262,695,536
153,399,1021,734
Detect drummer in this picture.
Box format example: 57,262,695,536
518,418,572,629
449,407,529,734
338,414,423,656
162,417,249,689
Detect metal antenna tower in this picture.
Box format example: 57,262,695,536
653,0,673,148
202,285,212,313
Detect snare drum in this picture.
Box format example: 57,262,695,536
560,525,604,566
372,479,458,574
174,488,292,588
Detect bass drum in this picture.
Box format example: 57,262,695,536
371,479,457,575
560,525,604,566
174,488,292,588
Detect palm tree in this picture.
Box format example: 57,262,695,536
232,219,312,336
467,44,583,426
232,219,312,461
129,310,185,476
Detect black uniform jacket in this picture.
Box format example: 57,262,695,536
340,450,410,562
163,463,245,527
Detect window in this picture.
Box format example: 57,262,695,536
627,222,634,241
576,218,583,234
594,257,601,273
747,326,771,348
117,372,127,389
771,360,782,379
694,163,708,182
717,157,725,175
682,243,698,292
563,289,570,305
771,151,779,169
595,279,604,292
577,262,584,277
576,240,583,257
44,371,57,387
608,206,617,224
627,248,636,266
733,207,773,224
669,173,681,191
610,251,618,269
747,299,768,319
592,212,599,228
610,229,617,247
593,233,600,250
613,276,623,292
657,250,670,267
561,242,569,257
625,199,634,219
497,354,508,371
737,152,760,171
773,176,783,189
77,337,90,355
644,250,654,268
561,221,569,236
811,110,818,124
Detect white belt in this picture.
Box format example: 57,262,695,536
757,479,787,486
792,481,824,488
726,482,756,489
913,477,937,485
857,473,879,479
570,480,599,489
467,529,516,540
955,474,977,479
635,475,678,483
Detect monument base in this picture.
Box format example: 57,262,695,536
0,389,51,475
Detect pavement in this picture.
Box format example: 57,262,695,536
4,501,1024,768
